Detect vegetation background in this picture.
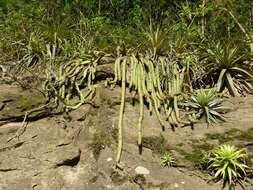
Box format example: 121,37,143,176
0,0,252,59
0,1,253,189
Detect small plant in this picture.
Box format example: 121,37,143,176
187,88,225,124
208,145,249,188
145,24,168,56
160,152,175,167
203,42,253,96
195,150,211,170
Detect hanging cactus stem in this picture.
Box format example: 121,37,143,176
137,84,144,154
45,48,187,167
116,59,126,166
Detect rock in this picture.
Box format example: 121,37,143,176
174,183,179,188
106,157,113,162
208,139,220,146
1,83,252,190
220,101,237,113
0,123,19,135
135,166,150,175
0,89,45,120
0,103,5,111
40,145,81,168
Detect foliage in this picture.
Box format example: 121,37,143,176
187,88,225,124
1,0,253,172
208,144,249,188
196,151,210,170
160,152,175,167
145,25,168,56
42,37,114,111
203,42,253,96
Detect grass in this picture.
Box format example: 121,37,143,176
182,143,213,169
206,128,253,143
142,134,171,155
89,130,112,160
173,128,253,173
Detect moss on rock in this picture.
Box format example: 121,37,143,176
89,130,112,160
142,134,170,155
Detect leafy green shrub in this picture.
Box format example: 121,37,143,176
203,42,253,96
208,145,249,188
145,25,168,56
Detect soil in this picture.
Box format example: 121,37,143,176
0,82,252,190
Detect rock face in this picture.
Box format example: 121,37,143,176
0,119,95,190
0,84,252,190
0,84,46,121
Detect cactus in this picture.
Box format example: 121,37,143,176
44,49,187,166
108,52,186,164
44,53,103,111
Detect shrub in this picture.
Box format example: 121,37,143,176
187,88,225,124
203,42,253,96
208,144,249,188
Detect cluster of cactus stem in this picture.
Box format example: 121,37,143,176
43,46,186,167
108,51,185,166
44,52,103,111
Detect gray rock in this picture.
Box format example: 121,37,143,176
135,166,150,175
40,145,81,168
0,123,19,135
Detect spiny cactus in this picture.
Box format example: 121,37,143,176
109,52,186,165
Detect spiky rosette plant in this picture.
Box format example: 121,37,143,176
145,25,168,56
187,88,225,124
208,145,249,189
160,152,175,167
203,42,253,96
